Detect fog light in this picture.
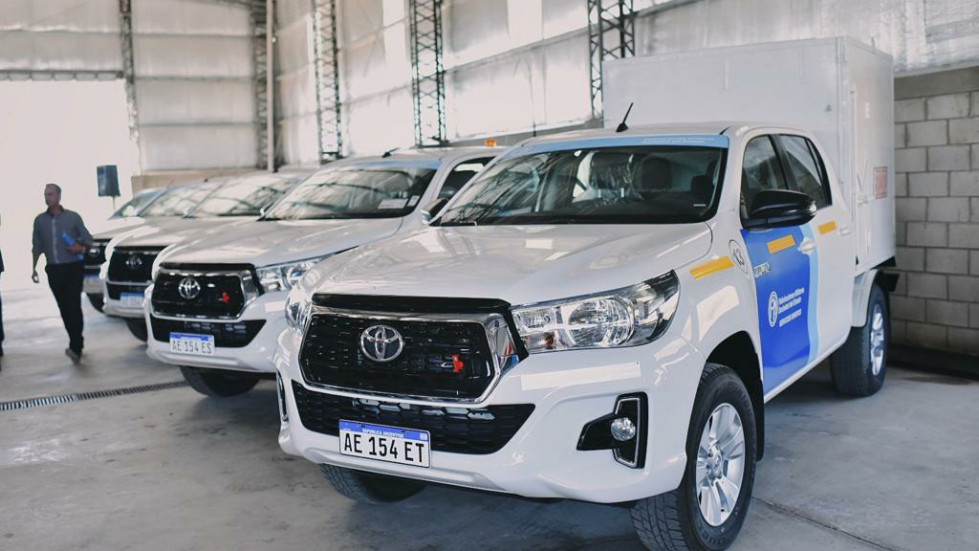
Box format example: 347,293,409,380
610,417,636,441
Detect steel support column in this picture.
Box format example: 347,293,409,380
311,0,342,162
408,0,446,147
118,0,138,142
588,0,635,120
250,0,273,170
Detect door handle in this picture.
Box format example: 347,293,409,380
799,238,816,255
839,225,852,236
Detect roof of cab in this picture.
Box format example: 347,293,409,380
511,121,800,149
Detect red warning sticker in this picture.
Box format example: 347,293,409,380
874,167,887,199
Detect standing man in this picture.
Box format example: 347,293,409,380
32,183,92,363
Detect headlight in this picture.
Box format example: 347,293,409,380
99,243,114,280
511,272,679,353
256,255,333,292
284,285,312,332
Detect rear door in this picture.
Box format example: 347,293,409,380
738,135,820,396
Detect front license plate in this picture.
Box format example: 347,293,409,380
120,292,143,308
83,275,102,293
169,333,215,356
339,420,430,468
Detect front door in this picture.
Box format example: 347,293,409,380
739,135,820,395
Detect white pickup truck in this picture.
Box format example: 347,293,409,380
103,172,303,340
273,39,895,551
144,148,497,397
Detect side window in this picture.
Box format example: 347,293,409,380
780,135,830,208
741,136,788,217
438,157,493,200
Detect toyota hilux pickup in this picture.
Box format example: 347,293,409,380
145,148,497,398
103,172,304,340
84,185,197,312
273,121,896,551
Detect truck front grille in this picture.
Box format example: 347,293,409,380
107,248,162,283
291,382,534,455
299,313,498,401
150,318,265,348
152,272,248,318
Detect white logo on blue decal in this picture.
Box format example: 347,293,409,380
767,291,779,328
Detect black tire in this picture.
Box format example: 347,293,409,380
631,363,757,551
86,293,105,313
320,464,425,504
179,366,260,397
125,318,148,342
830,284,888,397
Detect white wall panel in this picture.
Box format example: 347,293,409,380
136,80,254,125
133,0,249,36
276,66,316,120
542,0,587,38
0,30,122,71
275,0,317,166
448,33,589,139
139,125,257,170
278,0,312,27
276,17,312,75
636,0,979,73
134,36,253,78
345,88,414,154
0,0,120,72
278,113,319,166
0,0,117,32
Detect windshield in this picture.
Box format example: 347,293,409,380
111,189,161,218
437,145,726,226
189,176,296,218
263,163,438,220
139,182,221,218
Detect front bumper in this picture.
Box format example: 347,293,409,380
146,291,288,373
275,328,705,504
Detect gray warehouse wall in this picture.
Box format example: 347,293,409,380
891,67,979,356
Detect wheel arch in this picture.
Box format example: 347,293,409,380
705,331,765,460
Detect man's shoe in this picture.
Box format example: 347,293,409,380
65,348,81,364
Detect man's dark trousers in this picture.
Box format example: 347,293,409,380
46,261,84,354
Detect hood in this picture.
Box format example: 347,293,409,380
158,218,405,268
110,217,254,249
90,217,147,240
306,224,712,305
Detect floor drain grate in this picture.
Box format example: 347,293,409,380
0,381,188,412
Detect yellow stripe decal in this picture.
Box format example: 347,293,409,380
690,256,735,280
818,220,838,235
767,235,796,254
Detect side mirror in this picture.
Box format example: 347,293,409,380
421,198,448,221
743,189,817,229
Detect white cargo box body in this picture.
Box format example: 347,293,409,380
603,37,895,273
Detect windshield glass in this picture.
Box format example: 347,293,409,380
140,182,221,217
437,145,726,225
111,189,161,218
263,163,438,220
189,176,296,218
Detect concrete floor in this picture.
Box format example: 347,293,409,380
0,286,976,551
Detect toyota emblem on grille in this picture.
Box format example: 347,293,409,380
178,277,201,300
360,325,404,363
126,255,143,270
